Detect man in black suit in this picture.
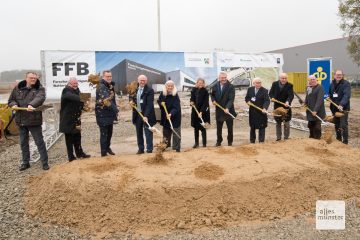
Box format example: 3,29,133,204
245,77,270,143
269,73,294,141
210,72,236,146
130,75,156,154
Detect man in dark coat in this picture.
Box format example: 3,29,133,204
95,70,119,157
210,72,236,146
157,80,181,152
59,77,90,161
190,77,210,148
245,77,270,143
129,75,156,154
8,72,49,171
305,75,326,139
328,69,351,144
269,73,294,141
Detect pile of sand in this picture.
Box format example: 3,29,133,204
24,139,360,238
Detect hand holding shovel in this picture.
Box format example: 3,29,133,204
213,101,240,121
271,98,292,108
247,102,281,117
129,102,161,134
304,105,333,126
11,104,53,112
190,102,210,128
161,102,181,139
325,97,347,117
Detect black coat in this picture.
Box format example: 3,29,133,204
305,84,326,121
190,87,210,128
210,81,236,121
59,86,83,134
269,81,294,122
328,79,351,113
8,79,46,127
245,86,270,129
95,79,119,126
157,92,181,129
129,84,156,126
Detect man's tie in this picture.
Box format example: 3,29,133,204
137,88,143,111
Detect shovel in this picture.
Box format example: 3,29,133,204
271,98,293,108
304,105,333,126
190,102,211,128
325,97,348,117
247,102,281,117
160,102,181,139
129,102,161,134
11,104,53,112
213,101,241,121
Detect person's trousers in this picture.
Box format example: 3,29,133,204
276,121,290,140
250,127,266,143
333,112,349,144
308,120,322,139
19,125,48,166
216,119,233,145
163,127,181,151
64,132,83,159
194,126,207,146
135,117,153,152
99,124,113,155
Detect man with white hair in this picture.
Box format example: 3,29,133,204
245,77,270,143
269,73,294,141
59,77,90,161
210,72,236,147
129,74,156,154
305,75,326,139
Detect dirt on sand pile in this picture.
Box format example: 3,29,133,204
24,139,360,238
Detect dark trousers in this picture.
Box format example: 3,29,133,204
194,126,207,146
275,121,290,140
64,132,83,159
333,112,349,144
163,127,181,151
19,125,48,166
135,117,153,152
250,127,265,143
308,121,321,139
99,124,113,155
216,120,233,145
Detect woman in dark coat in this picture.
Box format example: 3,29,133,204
245,77,270,143
60,77,90,161
190,78,210,148
157,80,181,152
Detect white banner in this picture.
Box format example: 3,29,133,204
184,52,214,68
217,52,283,68
42,51,96,99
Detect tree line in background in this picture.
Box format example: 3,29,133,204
339,0,360,67
0,70,41,83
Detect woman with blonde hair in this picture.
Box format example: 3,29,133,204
157,80,181,152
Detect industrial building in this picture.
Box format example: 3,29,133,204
165,70,196,91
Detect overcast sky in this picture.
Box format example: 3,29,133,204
0,0,343,72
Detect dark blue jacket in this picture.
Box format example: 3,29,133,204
269,81,294,122
329,79,351,113
157,92,181,129
129,84,156,126
245,86,270,129
95,79,119,126
210,81,236,121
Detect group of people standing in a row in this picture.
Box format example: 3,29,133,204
8,69,350,171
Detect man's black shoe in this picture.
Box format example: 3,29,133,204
146,150,153,153
68,156,77,162
107,149,115,155
101,153,108,157
228,143,232,146
176,149,180,152
77,152,91,158
19,164,30,171
136,150,144,154
192,143,199,148
215,142,221,147
42,164,50,171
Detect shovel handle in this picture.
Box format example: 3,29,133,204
190,103,206,124
271,98,291,108
304,106,326,124
213,101,236,119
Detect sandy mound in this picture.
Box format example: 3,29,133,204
24,139,360,238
